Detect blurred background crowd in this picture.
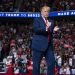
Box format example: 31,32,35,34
0,18,75,75
0,0,75,75
0,0,75,12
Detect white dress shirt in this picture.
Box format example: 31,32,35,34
42,16,59,32
42,16,51,31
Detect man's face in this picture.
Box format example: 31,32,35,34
41,7,50,18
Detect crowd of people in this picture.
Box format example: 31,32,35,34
0,0,75,12
0,21,33,74
0,0,54,12
0,1,75,75
0,19,74,75
19,0,54,12
0,0,14,12
52,0,75,11
54,20,75,74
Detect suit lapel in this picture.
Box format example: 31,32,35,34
40,16,53,32
40,16,46,27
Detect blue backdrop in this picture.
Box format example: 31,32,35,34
0,10,75,17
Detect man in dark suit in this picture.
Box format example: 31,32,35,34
31,5,59,75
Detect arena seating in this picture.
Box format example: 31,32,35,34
0,0,75,75
0,0,75,12
0,19,75,75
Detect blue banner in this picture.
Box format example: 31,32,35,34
0,10,75,17
50,10,75,17
0,12,40,17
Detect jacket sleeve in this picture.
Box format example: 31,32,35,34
33,18,47,34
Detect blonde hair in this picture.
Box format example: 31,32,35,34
40,5,50,12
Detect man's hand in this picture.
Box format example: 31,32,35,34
54,26,59,31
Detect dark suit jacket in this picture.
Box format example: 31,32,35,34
31,16,54,51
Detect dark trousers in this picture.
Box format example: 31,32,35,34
32,45,55,75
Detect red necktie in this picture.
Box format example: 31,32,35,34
45,19,51,42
